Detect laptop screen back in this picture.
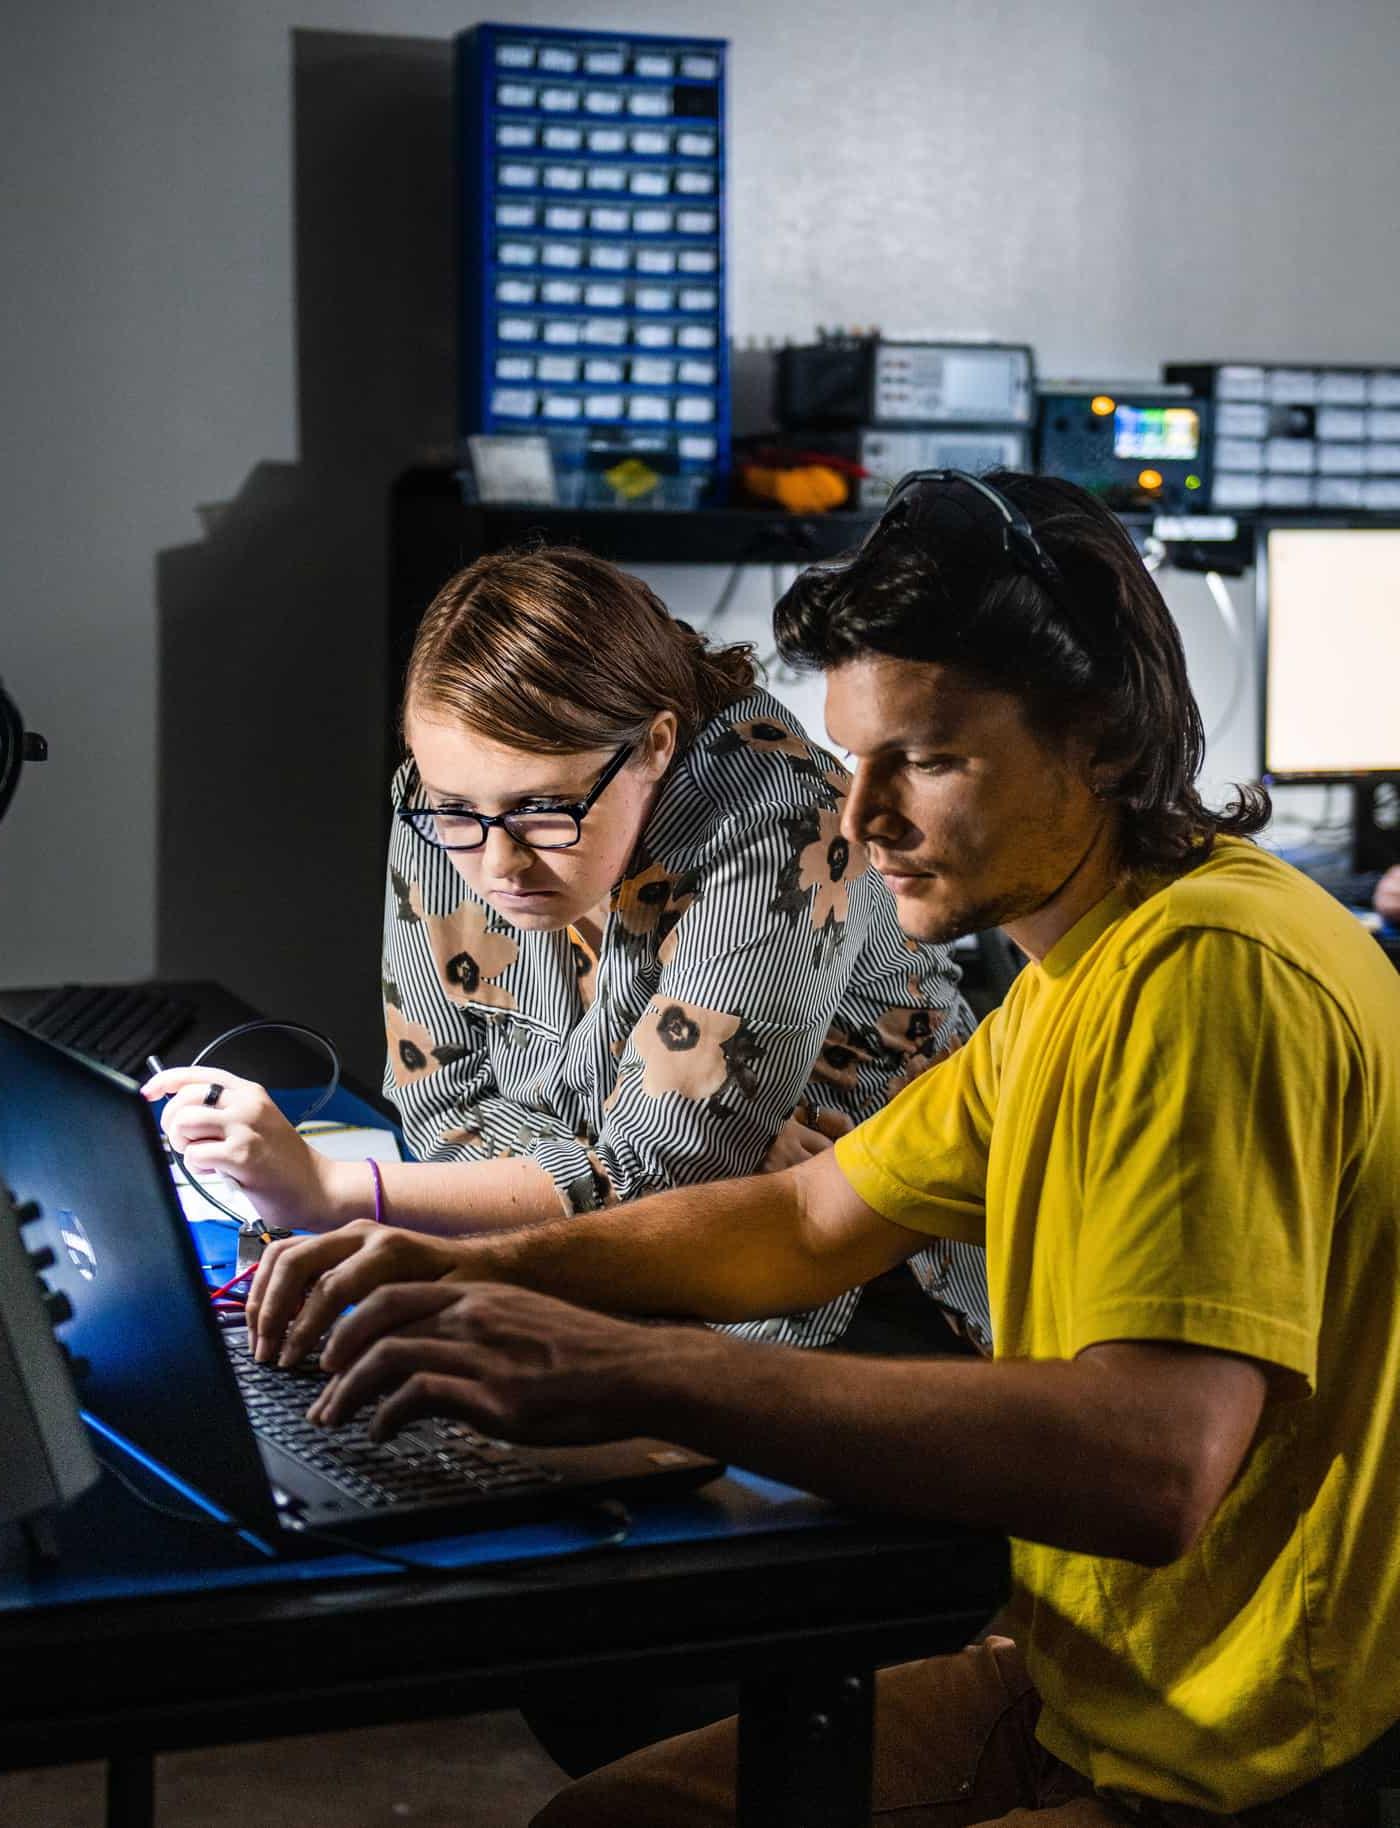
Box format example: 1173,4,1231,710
0,1017,277,1531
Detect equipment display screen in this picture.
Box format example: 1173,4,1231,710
1113,406,1200,462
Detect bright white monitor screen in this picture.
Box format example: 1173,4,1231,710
1263,527,1400,777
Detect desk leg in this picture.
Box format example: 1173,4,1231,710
106,1754,155,1828
737,1666,873,1828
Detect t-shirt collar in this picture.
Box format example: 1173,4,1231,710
1035,882,1132,980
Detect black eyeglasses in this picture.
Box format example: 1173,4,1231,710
397,741,635,853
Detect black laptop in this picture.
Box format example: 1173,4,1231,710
0,1016,722,1547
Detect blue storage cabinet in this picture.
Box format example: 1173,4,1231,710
457,23,730,507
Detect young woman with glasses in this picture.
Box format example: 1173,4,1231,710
146,545,988,1351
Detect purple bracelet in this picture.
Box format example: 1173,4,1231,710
367,1156,386,1225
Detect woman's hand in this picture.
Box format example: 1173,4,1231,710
759,1107,853,1173
142,1066,346,1234
244,1221,469,1364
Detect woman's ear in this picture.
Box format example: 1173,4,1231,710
641,710,680,780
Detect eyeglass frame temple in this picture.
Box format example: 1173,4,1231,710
395,738,636,851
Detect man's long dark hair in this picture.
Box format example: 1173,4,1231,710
773,471,1270,878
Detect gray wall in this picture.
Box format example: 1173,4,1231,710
3,0,1395,1076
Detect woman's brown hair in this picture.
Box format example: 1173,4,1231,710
404,545,757,755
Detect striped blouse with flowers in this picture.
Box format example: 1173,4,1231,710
382,687,991,1351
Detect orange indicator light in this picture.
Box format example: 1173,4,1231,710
1091,395,1116,416
1138,468,1164,491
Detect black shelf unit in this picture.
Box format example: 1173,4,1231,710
388,465,881,727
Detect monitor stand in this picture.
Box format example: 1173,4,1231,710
1352,780,1400,875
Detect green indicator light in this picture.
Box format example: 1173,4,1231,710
1185,474,1202,490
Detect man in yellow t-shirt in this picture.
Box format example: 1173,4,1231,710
244,471,1400,1827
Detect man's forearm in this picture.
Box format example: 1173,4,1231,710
635,1334,1261,1566
447,1164,910,1322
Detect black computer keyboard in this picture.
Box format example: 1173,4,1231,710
21,983,195,1080
226,1338,561,1511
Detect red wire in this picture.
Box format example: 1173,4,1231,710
208,1263,258,1302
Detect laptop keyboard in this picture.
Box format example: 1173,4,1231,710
226,1337,562,1512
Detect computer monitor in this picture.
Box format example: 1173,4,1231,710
1256,524,1400,872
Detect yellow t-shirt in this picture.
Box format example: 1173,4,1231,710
834,838,1400,1809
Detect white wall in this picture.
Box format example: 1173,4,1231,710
3,0,1396,1072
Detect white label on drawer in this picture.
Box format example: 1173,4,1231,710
498,242,537,269
496,202,538,228
633,208,673,234
543,319,582,345
628,88,670,116
496,278,538,304
585,281,626,306
631,129,669,155
497,123,537,149
497,82,536,108
586,393,624,418
1363,479,1400,507
537,355,580,382
631,357,675,385
630,394,671,421
590,206,630,232
543,394,583,419
495,355,535,380
675,395,716,423
497,316,536,341
545,205,585,231
678,359,716,385
677,131,717,157
1217,366,1266,400
1268,369,1318,403
1315,408,1366,441
677,324,716,348
589,247,629,273
629,169,669,195
1369,411,1400,439
538,46,579,72
491,388,536,417
540,87,580,112
1317,443,1362,473
678,249,717,274
1369,374,1400,406
498,163,538,189
584,318,628,345
1315,479,1365,506
584,358,624,382
636,248,677,274
587,128,626,153
635,286,674,312
543,165,583,190
542,242,583,268
587,163,627,189
542,125,584,151
496,42,535,67
635,323,675,348
1263,475,1311,505
1214,439,1263,471
680,55,719,79
679,287,717,311
634,53,675,77
675,169,715,194
679,434,718,460
541,279,582,303
677,210,716,234
1367,444,1400,472
1319,371,1368,403
1216,403,1268,439
584,49,626,75
584,88,623,114
1266,438,1315,472
1211,473,1262,509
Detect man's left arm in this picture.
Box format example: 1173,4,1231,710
308,1283,1264,1567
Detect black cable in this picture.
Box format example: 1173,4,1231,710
164,1018,342,1226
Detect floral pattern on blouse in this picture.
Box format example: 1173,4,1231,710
381,686,990,1350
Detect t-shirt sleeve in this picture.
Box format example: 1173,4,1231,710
1068,928,1361,1393
833,998,1006,1244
